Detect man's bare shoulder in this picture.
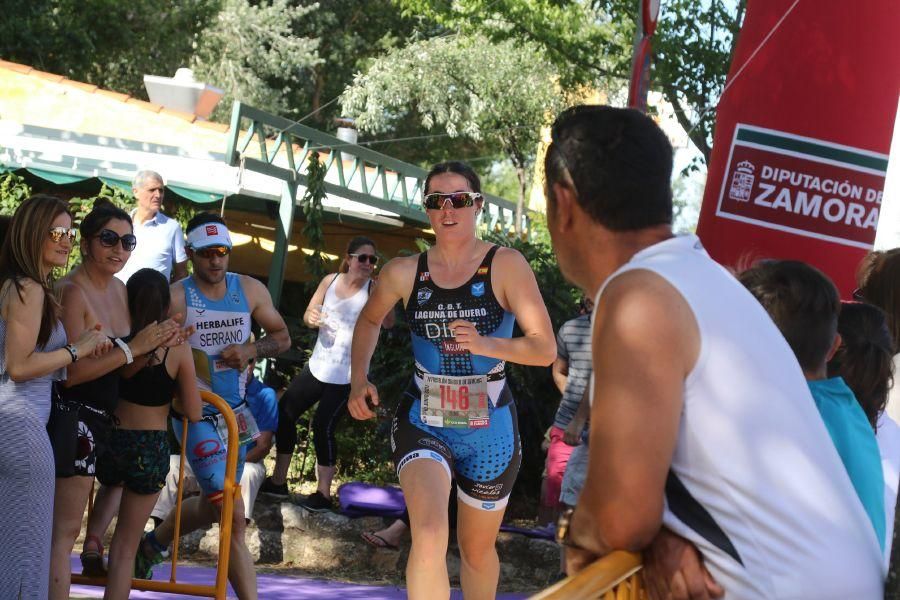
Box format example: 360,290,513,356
237,274,274,308
169,278,186,297
597,269,700,371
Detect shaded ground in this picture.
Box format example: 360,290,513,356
71,478,555,597
69,556,529,599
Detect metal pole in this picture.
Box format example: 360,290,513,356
267,177,298,306
628,0,662,111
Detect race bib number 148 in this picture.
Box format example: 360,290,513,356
421,373,489,428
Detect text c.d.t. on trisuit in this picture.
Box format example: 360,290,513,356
392,244,522,511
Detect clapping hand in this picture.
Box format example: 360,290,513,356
74,324,112,358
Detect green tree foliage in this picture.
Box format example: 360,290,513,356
0,0,219,97
191,0,321,122
300,152,328,291
395,0,746,164
0,0,321,120
637,0,746,164
282,1,491,166
285,0,420,125
0,173,32,216
341,34,564,232
396,0,626,90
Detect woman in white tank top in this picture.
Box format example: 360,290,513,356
260,237,394,510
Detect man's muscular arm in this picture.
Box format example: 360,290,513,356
565,270,698,573
219,277,290,369
253,335,284,359
247,276,290,357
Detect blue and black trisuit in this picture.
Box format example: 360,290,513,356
392,244,522,511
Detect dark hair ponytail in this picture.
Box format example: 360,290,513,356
126,268,170,333
828,302,895,430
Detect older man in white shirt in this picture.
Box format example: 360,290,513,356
116,170,188,283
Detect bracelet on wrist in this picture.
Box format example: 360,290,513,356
556,507,577,547
113,337,134,364
63,344,78,363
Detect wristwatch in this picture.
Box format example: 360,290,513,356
556,507,576,547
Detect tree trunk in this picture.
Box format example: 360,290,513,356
311,70,325,123
514,163,527,237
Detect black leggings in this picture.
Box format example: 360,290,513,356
276,365,351,467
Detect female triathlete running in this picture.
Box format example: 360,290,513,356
349,161,555,599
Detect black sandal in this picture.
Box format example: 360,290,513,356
80,533,107,577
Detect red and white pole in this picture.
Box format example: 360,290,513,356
628,0,661,112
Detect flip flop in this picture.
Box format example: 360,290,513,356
361,531,399,551
80,534,107,577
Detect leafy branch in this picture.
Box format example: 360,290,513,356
300,151,328,292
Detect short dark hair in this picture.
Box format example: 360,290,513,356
424,161,481,195
545,105,673,231
186,212,226,236
828,302,894,429
738,260,839,373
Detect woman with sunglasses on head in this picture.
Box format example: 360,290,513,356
49,201,182,599
349,161,555,599
261,236,394,510
0,195,110,599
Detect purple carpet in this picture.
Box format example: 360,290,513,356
69,556,528,599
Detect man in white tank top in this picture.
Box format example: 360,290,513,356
543,105,883,598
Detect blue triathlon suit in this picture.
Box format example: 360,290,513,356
173,273,250,505
392,245,521,511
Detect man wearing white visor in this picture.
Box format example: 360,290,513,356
135,213,290,600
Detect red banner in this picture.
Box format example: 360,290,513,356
695,0,900,295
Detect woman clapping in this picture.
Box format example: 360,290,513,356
0,195,110,599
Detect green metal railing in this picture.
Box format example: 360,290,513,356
224,101,525,303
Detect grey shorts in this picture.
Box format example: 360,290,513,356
559,440,589,507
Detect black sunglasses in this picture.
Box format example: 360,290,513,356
195,246,231,259
423,191,483,210
97,229,137,251
350,253,378,265
48,226,77,244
